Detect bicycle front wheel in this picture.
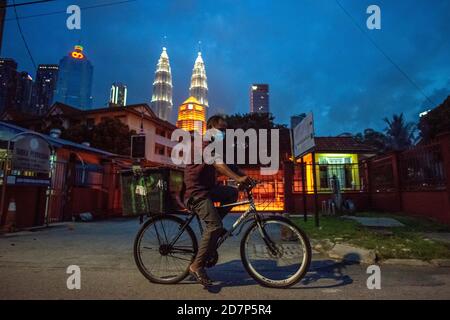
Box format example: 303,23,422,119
134,214,198,284
240,216,311,288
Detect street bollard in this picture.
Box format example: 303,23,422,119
2,198,16,233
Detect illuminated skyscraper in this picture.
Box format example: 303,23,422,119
176,96,206,134
0,58,18,112
109,82,127,107
53,45,93,110
151,47,173,121
31,64,59,115
189,52,208,110
15,71,33,112
250,84,269,114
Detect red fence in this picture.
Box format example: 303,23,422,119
368,133,450,223
287,133,450,224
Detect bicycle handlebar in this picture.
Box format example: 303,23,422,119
237,179,259,192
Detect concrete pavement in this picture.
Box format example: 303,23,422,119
1,215,450,300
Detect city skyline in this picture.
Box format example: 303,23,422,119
151,47,173,121
53,44,93,110
189,51,208,110
109,82,127,107
250,84,269,114
2,0,450,135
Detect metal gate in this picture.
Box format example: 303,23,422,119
48,161,67,223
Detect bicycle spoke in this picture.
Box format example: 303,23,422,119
243,220,310,286
135,217,196,283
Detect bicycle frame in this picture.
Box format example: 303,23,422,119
168,186,278,255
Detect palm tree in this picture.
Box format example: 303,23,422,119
354,128,387,154
383,113,416,151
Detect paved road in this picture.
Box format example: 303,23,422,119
1,216,449,300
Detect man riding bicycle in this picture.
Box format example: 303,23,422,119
184,115,253,287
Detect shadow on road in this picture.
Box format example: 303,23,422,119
198,258,353,294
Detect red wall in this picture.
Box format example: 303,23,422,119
401,191,450,224
1,186,47,229
291,190,450,224
291,192,370,214
71,187,106,218
369,192,401,212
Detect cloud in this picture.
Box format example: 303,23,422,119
3,0,449,136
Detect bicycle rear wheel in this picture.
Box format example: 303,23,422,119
240,216,311,288
134,214,198,284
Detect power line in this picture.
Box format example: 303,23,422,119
334,0,436,107
5,0,138,21
12,0,36,69
1,0,54,9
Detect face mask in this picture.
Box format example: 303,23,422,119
214,130,225,142
210,128,225,142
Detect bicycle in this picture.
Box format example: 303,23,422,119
133,178,312,289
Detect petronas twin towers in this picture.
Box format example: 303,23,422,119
151,47,208,122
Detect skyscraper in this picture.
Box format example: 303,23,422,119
189,52,208,109
53,45,93,110
151,47,173,121
250,84,269,114
176,96,206,134
109,82,127,107
31,64,59,115
0,58,18,112
15,72,33,112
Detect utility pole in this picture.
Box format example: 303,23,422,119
0,0,6,56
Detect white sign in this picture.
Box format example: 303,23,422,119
293,113,315,157
12,136,51,173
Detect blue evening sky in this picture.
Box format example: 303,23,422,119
3,0,450,135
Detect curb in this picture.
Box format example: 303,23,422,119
380,259,432,267
312,240,376,265
0,223,75,238
312,240,450,267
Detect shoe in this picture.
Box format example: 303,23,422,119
189,268,213,288
205,228,227,268
205,250,219,268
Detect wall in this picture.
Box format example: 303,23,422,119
1,186,47,229
401,191,450,224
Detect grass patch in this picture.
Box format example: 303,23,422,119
292,213,450,261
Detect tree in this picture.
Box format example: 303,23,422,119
90,118,136,155
383,113,416,151
61,123,92,144
419,95,450,141
225,112,287,130
354,128,387,154
223,112,291,163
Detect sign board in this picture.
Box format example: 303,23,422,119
131,135,146,159
12,136,51,173
293,112,315,158
7,176,51,186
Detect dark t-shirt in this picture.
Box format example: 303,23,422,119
183,163,216,201
183,136,238,202
183,138,217,202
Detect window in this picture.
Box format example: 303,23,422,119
292,165,304,193
155,144,165,156
86,118,95,129
156,128,166,137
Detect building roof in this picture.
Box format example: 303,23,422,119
181,96,202,105
48,103,81,116
313,136,377,153
0,121,115,157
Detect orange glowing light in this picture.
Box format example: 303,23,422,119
176,96,206,134
70,45,85,60
71,51,84,60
